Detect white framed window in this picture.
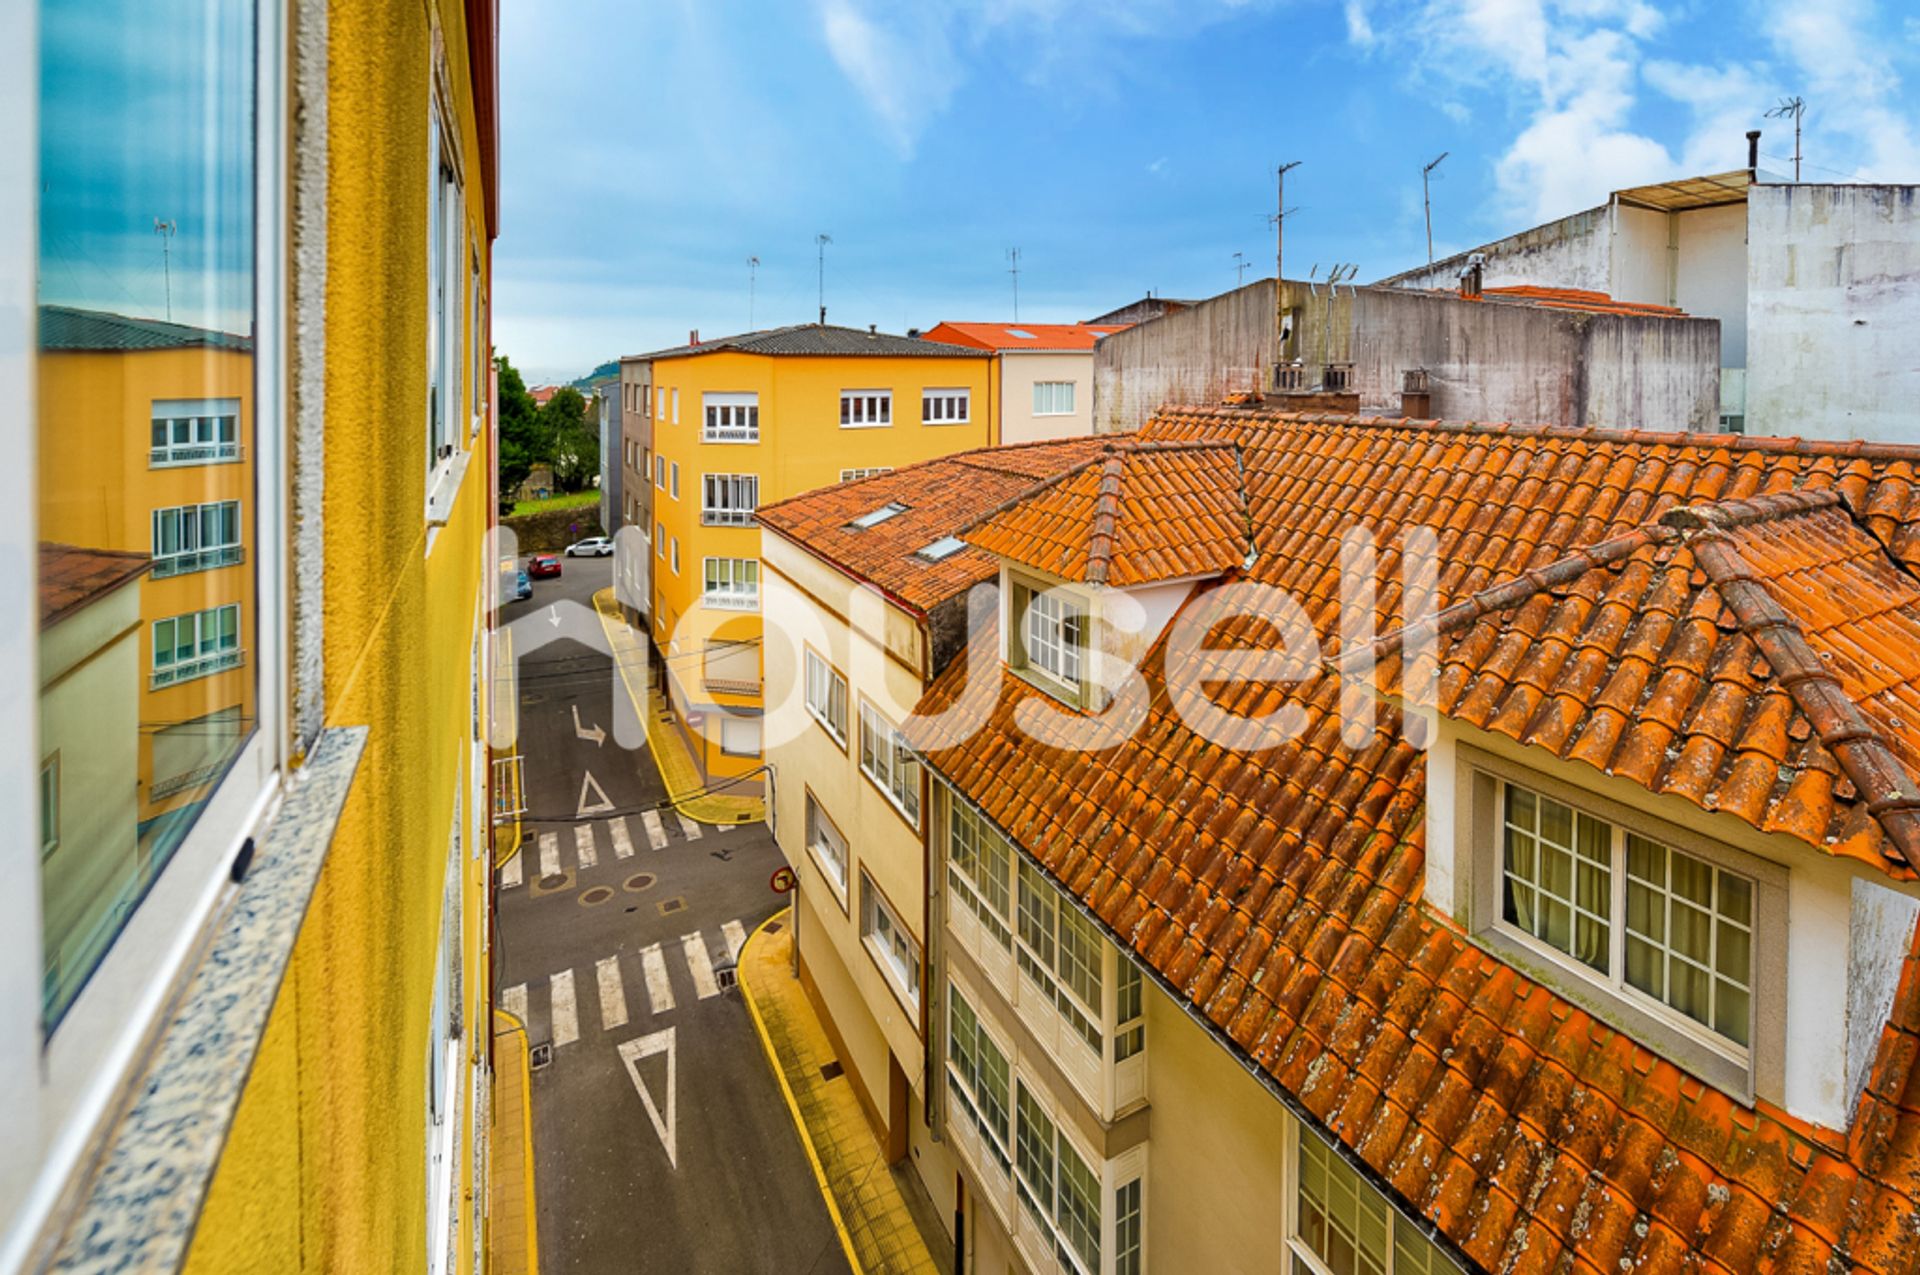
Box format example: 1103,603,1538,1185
655,455,666,490
1115,961,1145,1062
151,604,243,689
922,388,970,424
1017,860,1101,1052
151,500,244,578
948,801,1012,948
840,466,893,482
39,756,59,859
701,557,759,610
805,794,848,901
425,105,467,519
858,699,921,827
1033,381,1076,416
669,462,680,499
840,389,892,428
1115,1177,1144,1275
149,398,241,466
861,872,921,1011
702,473,758,526
1496,780,1755,1053
469,250,486,437
670,537,680,575
1289,1129,1453,1275
656,386,665,421
720,715,761,757
702,391,759,443
947,982,1012,1173
1018,582,1086,693
655,521,666,559
671,388,679,423
1015,1081,1101,1275
803,649,847,745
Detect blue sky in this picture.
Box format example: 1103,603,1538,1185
496,0,1920,384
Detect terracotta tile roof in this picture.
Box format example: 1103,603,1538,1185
39,542,149,627
964,441,1251,587
1431,286,1693,319
920,321,1129,352
755,437,1109,614
906,407,1920,1275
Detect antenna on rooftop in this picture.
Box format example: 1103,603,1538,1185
815,233,832,325
1765,97,1805,181
1270,161,1301,281
748,255,760,330
153,218,176,320
1233,251,1249,287
1007,248,1021,322
1422,152,1449,265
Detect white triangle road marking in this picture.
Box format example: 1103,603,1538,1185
675,813,703,841
576,770,615,818
609,819,635,860
550,969,579,1047
574,823,598,870
722,920,747,962
642,810,668,849
640,943,675,1014
682,933,719,1000
538,833,560,880
499,850,523,889
597,956,628,1031
618,1027,678,1169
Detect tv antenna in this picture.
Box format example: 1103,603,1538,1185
1422,152,1448,264
747,256,760,330
1006,248,1021,321
154,218,177,320
815,234,832,325
1270,161,1301,281
1233,251,1249,287
1766,97,1805,181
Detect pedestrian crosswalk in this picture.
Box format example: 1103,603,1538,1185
497,811,750,889
498,922,747,1051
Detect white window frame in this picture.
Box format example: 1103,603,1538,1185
840,466,893,482
1015,860,1103,1055
1285,1123,1456,1275
701,391,759,443
805,793,849,905
701,473,758,526
858,698,921,828
39,754,59,860
921,387,971,425
1033,380,1076,416
701,556,759,610
861,871,922,1012
669,461,680,500
1013,1079,1103,1275
150,604,245,689
469,248,486,440
839,389,893,429
946,980,1013,1176
424,103,468,523
670,537,681,575
149,398,242,467
803,649,847,746
671,387,679,423
948,800,1012,949
655,521,666,559
151,500,244,578
655,455,665,490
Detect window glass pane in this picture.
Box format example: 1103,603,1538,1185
1623,834,1753,1048
36,0,258,1028
1501,785,1609,972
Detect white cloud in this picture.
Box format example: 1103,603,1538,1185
1146,156,1170,177
1344,0,1374,47
819,0,960,155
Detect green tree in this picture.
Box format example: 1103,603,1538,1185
539,386,599,492
495,355,542,508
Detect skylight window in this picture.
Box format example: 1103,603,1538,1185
1004,328,1037,340
850,501,908,529
916,536,966,561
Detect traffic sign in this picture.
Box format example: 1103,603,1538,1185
770,866,797,894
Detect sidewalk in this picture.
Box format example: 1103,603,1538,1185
739,911,945,1275
490,1010,540,1275
591,588,765,827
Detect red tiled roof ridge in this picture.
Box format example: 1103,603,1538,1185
952,437,1238,549
1154,406,1920,464
755,434,1109,525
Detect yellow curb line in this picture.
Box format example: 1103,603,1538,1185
492,1009,540,1275
589,588,765,827
737,909,865,1275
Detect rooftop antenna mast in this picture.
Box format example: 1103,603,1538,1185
815,233,832,324
747,255,760,330
1271,161,1301,282
153,218,176,320
1766,97,1805,181
1422,152,1448,265
1006,247,1021,322
1233,251,1249,287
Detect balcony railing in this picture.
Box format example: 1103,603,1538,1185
701,508,755,527
150,441,244,468
150,648,244,690
701,589,759,612
151,545,246,579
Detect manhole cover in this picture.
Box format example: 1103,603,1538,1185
819,1060,844,1081
530,1043,553,1070
538,875,568,891
658,897,687,916
579,886,614,906
766,920,784,933
623,872,657,893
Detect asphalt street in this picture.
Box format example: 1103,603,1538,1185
495,554,850,1275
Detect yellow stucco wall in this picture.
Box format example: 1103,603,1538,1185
183,0,495,1268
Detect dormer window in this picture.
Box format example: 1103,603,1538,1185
1006,572,1088,705
850,501,907,529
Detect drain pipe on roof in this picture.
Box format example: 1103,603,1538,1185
921,768,1480,1274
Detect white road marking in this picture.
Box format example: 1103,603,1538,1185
500,850,523,889
710,821,732,835
722,920,748,961
576,770,615,817
574,823,598,870
618,1027,678,1169
642,810,668,850
640,943,675,1013
501,983,527,1022
676,814,703,841
596,956,628,1031
682,932,720,999
538,833,560,880
609,819,635,859
549,969,579,1046
571,703,606,747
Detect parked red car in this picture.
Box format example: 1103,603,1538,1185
527,553,562,579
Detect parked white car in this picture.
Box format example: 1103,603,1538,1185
565,536,614,557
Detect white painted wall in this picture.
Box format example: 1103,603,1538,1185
1674,203,1750,367
1378,204,1616,294
998,351,1098,443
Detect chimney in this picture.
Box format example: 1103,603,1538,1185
1747,129,1761,172
688,328,700,345
1459,252,1485,300
818,306,826,325
868,323,876,336
1400,368,1433,419
907,327,921,339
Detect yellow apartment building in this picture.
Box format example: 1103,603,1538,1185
639,324,994,795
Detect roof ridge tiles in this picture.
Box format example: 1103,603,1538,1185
1085,454,1128,586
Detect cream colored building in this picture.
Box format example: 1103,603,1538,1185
922,323,1126,443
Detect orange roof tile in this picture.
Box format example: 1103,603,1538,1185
38,542,149,627
920,321,1129,352
1455,285,1693,319
755,438,1109,614
903,407,1920,1275
964,441,1250,587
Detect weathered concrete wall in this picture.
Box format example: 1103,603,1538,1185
1285,284,1719,430
1377,204,1615,294
501,503,605,552
1746,183,1920,442
1093,279,1274,433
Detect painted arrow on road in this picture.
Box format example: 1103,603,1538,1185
618,1027,677,1169
571,703,606,747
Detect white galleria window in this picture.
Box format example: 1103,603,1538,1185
948,801,1012,948
701,557,759,610
702,391,758,443
947,983,1012,1172
701,473,758,526
1290,1131,1453,1275
1016,861,1101,1052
